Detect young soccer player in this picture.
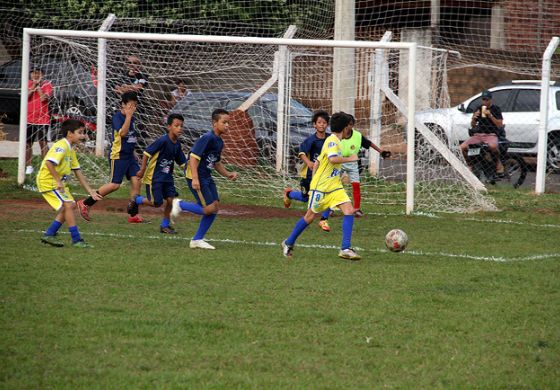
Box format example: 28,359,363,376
282,112,361,260
133,113,187,233
77,92,145,223
170,108,238,250
283,110,333,232
340,114,391,217
37,119,102,248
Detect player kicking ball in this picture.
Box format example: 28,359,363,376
282,112,361,260
171,108,238,250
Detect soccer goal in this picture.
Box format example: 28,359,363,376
17,27,495,214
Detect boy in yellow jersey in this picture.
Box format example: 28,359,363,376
282,112,361,260
36,119,102,247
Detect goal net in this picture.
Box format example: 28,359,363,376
18,28,495,213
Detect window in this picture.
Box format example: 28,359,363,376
512,89,540,112
466,89,512,113
556,91,560,110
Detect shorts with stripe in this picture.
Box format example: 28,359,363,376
145,181,177,207
109,157,140,184
41,187,75,211
187,178,219,207
307,188,350,214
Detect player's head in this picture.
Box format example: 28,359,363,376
329,112,352,134
127,55,141,72
61,119,86,143
121,91,138,105
481,90,492,105
176,79,188,90
212,108,230,135
30,66,43,80
312,110,329,134
167,113,184,138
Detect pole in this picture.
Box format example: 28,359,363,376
17,31,31,186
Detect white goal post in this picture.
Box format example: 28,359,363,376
17,27,420,213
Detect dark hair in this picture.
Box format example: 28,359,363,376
348,114,355,125
329,112,352,133
61,119,85,134
167,113,184,126
312,110,330,124
121,91,138,104
212,108,229,122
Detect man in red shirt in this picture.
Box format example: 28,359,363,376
26,67,53,175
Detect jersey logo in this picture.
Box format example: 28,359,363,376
55,147,64,153
330,168,340,177
328,142,336,148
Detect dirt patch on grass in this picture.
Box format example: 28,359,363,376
0,198,303,220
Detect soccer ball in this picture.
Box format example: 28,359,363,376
385,229,408,252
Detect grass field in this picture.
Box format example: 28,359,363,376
1,158,559,388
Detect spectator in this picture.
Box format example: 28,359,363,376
169,79,191,107
26,67,53,175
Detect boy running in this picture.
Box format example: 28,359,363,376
77,92,145,223
171,109,238,249
282,112,361,260
37,119,102,248
133,113,187,233
283,110,333,231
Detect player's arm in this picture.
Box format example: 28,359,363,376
362,136,391,158
136,153,150,179
215,161,238,181
73,169,103,200
189,154,201,190
118,103,136,137
328,154,358,164
298,152,314,170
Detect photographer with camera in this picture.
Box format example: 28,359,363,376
460,90,504,175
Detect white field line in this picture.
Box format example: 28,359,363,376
16,229,560,262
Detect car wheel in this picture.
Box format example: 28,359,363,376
547,132,560,172
415,124,447,164
63,98,86,117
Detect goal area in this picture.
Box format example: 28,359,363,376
17,28,495,214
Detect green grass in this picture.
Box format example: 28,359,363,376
1,158,559,388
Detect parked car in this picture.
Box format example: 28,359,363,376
169,91,316,160
0,57,97,127
415,81,560,170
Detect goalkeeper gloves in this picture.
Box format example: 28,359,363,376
380,150,392,158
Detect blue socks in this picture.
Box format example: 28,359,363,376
179,200,204,215
45,220,62,236
161,218,170,228
286,217,310,246
193,213,217,240
341,215,354,250
321,209,331,219
135,195,144,205
289,190,308,202
68,225,81,243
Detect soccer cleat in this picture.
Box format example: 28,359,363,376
281,240,293,258
283,187,292,208
76,199,91,222
171,198,182,224
338,248,361,261
354,209,364,218
190,239,215,250
41,235,64,247
73,239,93,248
318,219,331,232
127,198,139,216
128,215,146,223
160,226,177,234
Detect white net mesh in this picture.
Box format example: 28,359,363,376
1,0,559,206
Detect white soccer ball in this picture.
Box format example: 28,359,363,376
385,229,408,252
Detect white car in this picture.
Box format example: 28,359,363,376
415,81,560,170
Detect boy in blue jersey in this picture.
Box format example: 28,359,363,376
170,108,238,250
133,113,187,233
36,119,102,248
282,112,361,260
77,92,145,223
283,110,333,232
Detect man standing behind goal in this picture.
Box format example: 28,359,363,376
282,112,361,261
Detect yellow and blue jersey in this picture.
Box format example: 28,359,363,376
298,132,329,179
309,134,344,194
110,111,138,160
36,138,80,192
142,134,187,185
185,131,224,181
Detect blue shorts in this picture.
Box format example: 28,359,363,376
109,158,140,184
145,181,177,207
187,178,219,207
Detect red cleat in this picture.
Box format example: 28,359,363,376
76,199,91,222
283,187,292,208
128,214,145,223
